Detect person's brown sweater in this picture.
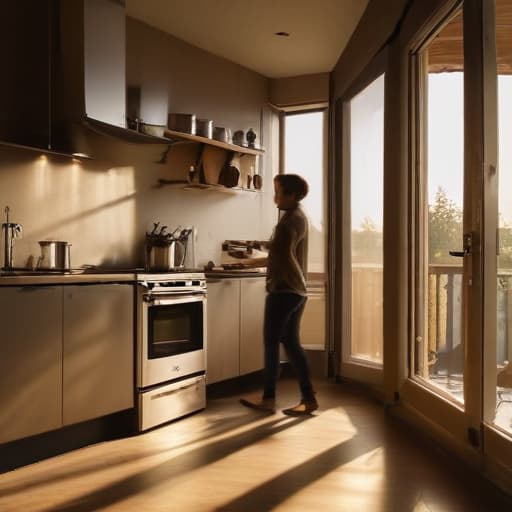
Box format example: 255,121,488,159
266,206,308,295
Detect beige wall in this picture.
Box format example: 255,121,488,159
0,18,277,270
270,73,329,109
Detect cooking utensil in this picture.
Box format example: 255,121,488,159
145,240,185,271
37,240,71,270
213,127,230,143
168,113,196,135
196,119,213,138
218,151,239,188
253,174,262,190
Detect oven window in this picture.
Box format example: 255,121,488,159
148,301,203,358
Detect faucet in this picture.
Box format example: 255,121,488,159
2,206,23,271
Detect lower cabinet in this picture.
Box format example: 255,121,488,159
206,279,240,384
207,277,266,384
0,286,63,444
239,278,266,375
63,284,134,426
0,283,134,444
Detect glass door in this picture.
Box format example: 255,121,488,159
483,0,512,463
411,0,512,467
409,4,483,448
414,9,465,403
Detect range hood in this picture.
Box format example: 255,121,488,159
0,0,169,159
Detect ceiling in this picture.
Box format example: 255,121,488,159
125,0,369,79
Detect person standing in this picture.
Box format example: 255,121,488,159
239,173,318,416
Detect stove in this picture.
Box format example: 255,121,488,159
135,268,207,431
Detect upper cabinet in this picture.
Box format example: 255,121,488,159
83,0,126,128
0,1,52,150
0,0,141,156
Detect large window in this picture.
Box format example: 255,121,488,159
284,110,327,351
347,74,385,365
284,110,326,273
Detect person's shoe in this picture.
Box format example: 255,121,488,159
239,397,276,414
282,397,319,416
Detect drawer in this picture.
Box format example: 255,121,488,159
138,374,205,431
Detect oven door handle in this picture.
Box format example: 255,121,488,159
147,295,205,306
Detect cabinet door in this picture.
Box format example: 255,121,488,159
301,280,326,350
63,284,134,426
0,286,62,444
0,1,51,149
206,279,240,384
84,0,126,127
240,278,266,375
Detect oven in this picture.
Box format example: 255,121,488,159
136,272,207,431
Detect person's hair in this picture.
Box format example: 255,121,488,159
274,174,309,201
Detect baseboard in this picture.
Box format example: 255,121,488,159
0,408,136,474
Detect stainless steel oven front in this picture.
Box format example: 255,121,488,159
136,272,207,431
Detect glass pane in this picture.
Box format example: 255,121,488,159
284,111,326,273
349,74,384,364
493,2,512,434
416,11,465,402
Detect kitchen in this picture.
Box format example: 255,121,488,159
2,0,512,509
0,0,332,471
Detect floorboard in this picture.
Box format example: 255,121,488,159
0,378,510,511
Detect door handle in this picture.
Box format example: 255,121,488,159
449,232,473,258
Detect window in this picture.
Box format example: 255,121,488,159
284,110,326,273
346,74,385,365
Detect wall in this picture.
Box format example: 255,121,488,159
269,73,329,109
0,17,277,270
330,0,409,100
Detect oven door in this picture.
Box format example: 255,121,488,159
137,293,207,388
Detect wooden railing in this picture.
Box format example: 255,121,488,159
351,264,512,372
424,265,512,377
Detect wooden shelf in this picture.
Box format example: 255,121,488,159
184,183,258,193
163,129,264,156
157,179,258,193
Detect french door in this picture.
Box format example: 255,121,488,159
411,0,512,471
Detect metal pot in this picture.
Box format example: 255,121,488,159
145,240,185,271
37,241,71,270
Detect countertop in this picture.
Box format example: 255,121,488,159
0,270,136,286
205,269,267,279
0,268,268,285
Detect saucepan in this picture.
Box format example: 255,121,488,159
37,240,72,270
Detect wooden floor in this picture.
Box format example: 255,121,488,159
0,378,511,512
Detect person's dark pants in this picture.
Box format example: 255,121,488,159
262,292,315,401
